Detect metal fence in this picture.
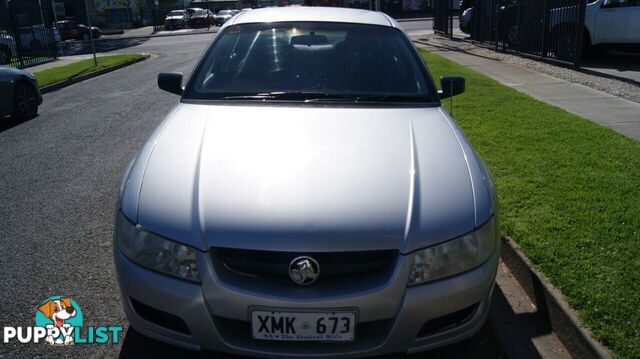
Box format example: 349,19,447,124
0,4,58,68
433,0,454,36
469,0,586,67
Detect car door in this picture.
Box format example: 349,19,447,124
68,21,79,38
594,0,633,44
627,0,640,43
57,22,69,40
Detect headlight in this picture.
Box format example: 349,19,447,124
116,212,200,282
408,217,497,286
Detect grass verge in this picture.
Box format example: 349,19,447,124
420,49,639,358
34,54,146,88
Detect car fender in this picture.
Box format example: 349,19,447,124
1,73,35,116
0,76,14,115
584,0,600,44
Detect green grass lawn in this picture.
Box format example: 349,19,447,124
34,54,145,88
420,49,640,358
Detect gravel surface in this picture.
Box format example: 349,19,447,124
431,35,640,104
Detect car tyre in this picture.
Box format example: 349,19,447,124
13,82,39,120
82,33,90,41
582,33,607,59
551,25,575,62
506,25,521,49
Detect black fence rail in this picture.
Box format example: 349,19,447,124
470,0,586,67
0,4,58,68
433,0,454,36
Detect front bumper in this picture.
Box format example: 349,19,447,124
115,243,498,357
214,18,230,26
165,21,185,29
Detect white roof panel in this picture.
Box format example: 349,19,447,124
230,7,393,27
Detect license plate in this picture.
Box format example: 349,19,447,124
251,310,356,341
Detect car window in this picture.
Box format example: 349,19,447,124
219,10,233,15
169,11,186,16
184,22,438,103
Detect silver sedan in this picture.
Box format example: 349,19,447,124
114,7,499,357
0,66,42,119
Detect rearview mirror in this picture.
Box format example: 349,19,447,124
158,72,183,95
439,76,465,99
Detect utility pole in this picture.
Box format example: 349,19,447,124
83,0,97,66
37,0,53,58
51,0,64,56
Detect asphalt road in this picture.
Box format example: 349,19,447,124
0,32,505,358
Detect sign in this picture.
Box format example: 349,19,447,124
54,2,66,17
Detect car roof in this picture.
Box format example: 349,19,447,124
230,6,394,27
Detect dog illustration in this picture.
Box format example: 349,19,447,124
38,297,77,345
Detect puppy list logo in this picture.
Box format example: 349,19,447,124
3,295,122,345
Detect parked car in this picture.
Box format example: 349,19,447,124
551,0,640,57
186,8,210,28
206,9,216,24
54,20,101,41
17,25,60,50
459,7,473,34
115,7,499,357
0,66,42,119
459,0,474,16
164,10,189,30
213,9,235,26
0,31,17,65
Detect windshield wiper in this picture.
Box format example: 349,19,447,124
217,92,431,103
218,92,356,102
352,95,431,103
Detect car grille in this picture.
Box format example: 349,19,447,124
212,248,398,285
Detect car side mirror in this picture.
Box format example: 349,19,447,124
439,76,465,99
158,72,183,95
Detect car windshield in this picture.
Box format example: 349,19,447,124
184,22,438,103
169,11,185,16
218,10,233,15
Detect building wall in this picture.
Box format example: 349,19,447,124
91,0,158,28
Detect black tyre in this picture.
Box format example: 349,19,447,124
0,45,11,65
582,34,608,59
506,25,521,49
552,26,575,62
82,33,90,41
13,82,38,120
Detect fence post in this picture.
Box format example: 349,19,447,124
541,0,549,58
448,0,453,38
494,0,500,51
7,2,24,67
447,0,452,37
83,0,97,66
573,0,586,68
